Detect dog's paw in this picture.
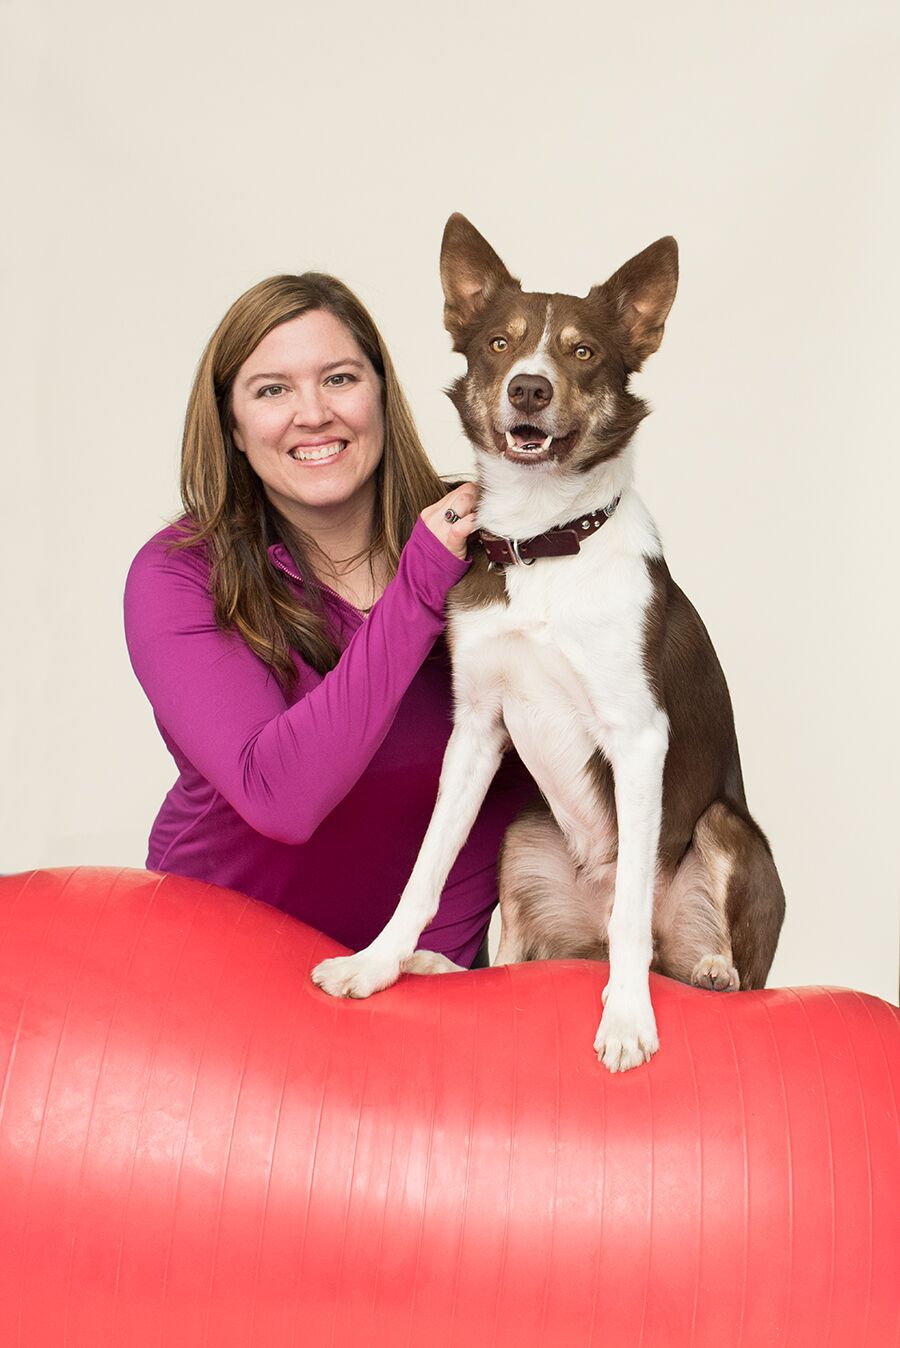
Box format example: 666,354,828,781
593,994,659,1073
401,949,465,975
310,950,401,999
691,954,739,992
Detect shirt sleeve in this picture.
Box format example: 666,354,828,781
124,515,471,845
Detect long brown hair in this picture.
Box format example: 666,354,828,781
177,273,450,690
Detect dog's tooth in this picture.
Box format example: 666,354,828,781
541,435,553,451
505,431,517,449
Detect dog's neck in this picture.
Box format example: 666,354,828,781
474,444,635,540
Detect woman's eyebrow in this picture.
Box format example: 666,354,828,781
244,371,289,386
321,358,365,373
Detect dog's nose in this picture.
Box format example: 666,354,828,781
507,374,553,417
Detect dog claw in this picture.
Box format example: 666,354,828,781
594,996,659,1072
311,951,401,999
691,955,739,992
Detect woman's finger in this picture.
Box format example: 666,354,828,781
420,483,480,559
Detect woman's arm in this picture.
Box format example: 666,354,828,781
124,515,470,845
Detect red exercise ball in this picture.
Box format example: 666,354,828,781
0,867,897,1346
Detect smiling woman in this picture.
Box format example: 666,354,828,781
230,311,387,534
123,272,537,965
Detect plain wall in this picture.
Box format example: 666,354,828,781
2,0,898,1001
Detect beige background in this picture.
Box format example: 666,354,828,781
2,0,897,1001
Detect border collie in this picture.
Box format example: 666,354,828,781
313,214,785,1072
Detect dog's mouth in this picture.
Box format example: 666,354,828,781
491,424,579,465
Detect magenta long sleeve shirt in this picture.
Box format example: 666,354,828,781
123,515,536,966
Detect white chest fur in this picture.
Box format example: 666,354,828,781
448,489,666,753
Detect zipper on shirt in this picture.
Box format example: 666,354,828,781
270,556,369,619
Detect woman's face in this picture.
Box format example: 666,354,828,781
230,309,385,531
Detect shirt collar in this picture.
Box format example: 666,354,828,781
267,542,303,584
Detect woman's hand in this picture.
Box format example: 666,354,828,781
420,482,480,560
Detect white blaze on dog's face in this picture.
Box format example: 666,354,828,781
439,213,679,475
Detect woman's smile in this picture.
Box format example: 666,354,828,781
288,438,349,464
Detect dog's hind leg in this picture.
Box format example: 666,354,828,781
653,844,738,991
654,800,785,991
402,950,467,975
495,804,616,964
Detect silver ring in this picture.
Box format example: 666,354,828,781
509,537,535,566
444,508,461,524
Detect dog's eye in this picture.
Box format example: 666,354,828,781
489,337,508,353
574,345,593,361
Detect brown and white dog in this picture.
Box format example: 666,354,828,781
312,214,786,1072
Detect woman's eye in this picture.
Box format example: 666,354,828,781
326,373,356,386
257,384,287,397
574,345,593,361
489,337,508,353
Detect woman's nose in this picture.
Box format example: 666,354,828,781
291,386,333,428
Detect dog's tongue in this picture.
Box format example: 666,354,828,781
511,427,549,448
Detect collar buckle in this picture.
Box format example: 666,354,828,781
508,536,536,566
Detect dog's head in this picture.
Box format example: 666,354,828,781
440,213,678,473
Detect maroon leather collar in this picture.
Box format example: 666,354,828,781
475,496,621,567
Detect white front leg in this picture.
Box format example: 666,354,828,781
311,705,508,998
594,718,668,1071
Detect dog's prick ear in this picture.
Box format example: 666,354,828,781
590,237,679,366
440,213,520,348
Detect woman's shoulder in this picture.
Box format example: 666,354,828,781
125,516,213,611
129,516,208,570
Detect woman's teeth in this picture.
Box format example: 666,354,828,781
289,440,348,462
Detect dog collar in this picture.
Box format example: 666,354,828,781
475,496,621,567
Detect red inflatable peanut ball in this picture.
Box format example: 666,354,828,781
0,867,897,1346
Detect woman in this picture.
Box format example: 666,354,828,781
124,272,535,968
